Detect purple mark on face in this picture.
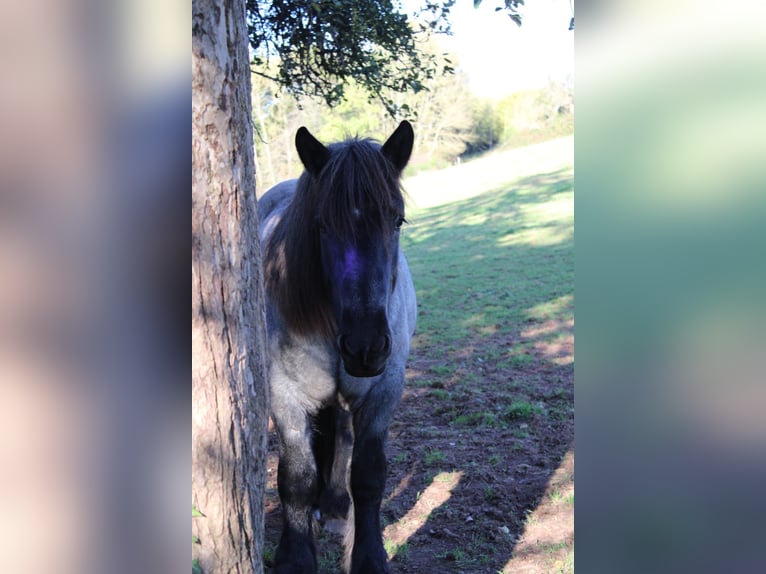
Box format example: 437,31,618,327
341,247,363,280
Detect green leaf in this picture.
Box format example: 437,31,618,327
192,505,203,517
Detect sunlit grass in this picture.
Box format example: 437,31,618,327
402,167,574,355
526,295,573,321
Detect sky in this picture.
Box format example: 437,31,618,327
438,0,574,97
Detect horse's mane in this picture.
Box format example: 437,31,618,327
263,137,405,340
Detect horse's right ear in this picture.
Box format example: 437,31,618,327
295,127,329,177
382,120,414,172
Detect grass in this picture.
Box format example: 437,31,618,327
192,506,202,573
317,546,341,572
424,448,446,466
548,488,565,503
453,411,498,427
428,364,452,376
438,547,467,562
262,543,275,564
392,451,408,464
503,401,543,421
555,547,575,574
436,535,500,571
402,167,574,360
385,540,410,560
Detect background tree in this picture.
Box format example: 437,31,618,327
192,0,269,572
250,40,577,190
246,0,526,116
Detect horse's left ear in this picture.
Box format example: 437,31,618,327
382,120,414,172
296,126,330,177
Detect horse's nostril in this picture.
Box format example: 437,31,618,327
374,334,391,355
338,335,353,356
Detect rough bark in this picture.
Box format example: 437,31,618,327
192,0,268,572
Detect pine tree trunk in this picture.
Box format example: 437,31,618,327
192,0,268,572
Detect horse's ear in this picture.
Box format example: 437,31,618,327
382,120,414,172
295,127,329,176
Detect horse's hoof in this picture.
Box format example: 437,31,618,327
274,535,317,574
350,553,390,574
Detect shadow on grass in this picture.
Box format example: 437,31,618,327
262,167,574,573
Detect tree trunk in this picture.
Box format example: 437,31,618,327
192,0,269,572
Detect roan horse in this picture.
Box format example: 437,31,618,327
258,121,417,574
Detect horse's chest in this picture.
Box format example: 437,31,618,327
269,340,338,407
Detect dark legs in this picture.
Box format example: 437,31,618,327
273,406,353,573
347,430,390,574
273,414,318,574
315,406,353,521
273,379,401,574
345,376,403,574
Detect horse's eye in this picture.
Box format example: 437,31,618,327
395,216,406,229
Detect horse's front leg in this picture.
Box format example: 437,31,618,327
317,406,352,526
273,411,319,574
345,380,403,574
348,430,389,573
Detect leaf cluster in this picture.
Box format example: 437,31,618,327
247,0,448,116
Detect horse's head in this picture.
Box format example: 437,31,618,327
295,121,414,377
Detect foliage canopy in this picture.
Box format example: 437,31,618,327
246,0,525,116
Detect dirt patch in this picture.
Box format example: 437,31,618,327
263,325,574,573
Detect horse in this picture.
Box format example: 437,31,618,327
258,121,417,574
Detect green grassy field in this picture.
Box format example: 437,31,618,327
402,159,574,373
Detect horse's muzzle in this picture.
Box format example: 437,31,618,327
338,333,392,378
